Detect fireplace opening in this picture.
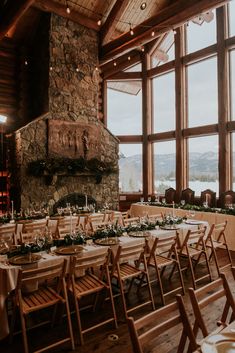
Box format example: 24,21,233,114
53,193,96,213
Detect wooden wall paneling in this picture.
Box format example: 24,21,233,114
34,0,99,31
142,52,152,200
217,6,230,194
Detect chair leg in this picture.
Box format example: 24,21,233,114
106,275,118,329
155,265,165,306
19,311,29,353
204,250,213,283
74,295,84,345
119,277,129,319
176,261,185,295
143,259,155,311
63,286,75,350
188,256,197,289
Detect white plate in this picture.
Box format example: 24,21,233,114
185,220,203,225
201,333,235,353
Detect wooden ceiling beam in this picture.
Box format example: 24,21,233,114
100,0,228,63
100,0,130,45
0,0,36,41
34,0,99,31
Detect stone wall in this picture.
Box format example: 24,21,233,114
14,15,119,212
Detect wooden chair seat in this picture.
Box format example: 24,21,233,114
148,254,175,268
69,273,107,297
21,287,64,314
112,263,143,280
180,246,204,257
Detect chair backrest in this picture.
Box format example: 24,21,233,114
180,227,207,250
123,217,140,227
57,216,78,228
127,294,198,353
0,224,16,245
219,190,235,208
147,213,163,223
70,248,109,273
109,211,122,224
20,231,39,244
150,234,177,257
165,187,176,204
23,219,47,233
200,189,216,208
47,219,58,237
181,188,195,205
87,214,105,224
16,259,66,291
188,273,235,338
77,215,87,231
206,221,227,243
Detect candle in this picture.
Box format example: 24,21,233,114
206,194,208,205
85,194,88,209
172,201,175,217
11,201,14,220
70,211,72,235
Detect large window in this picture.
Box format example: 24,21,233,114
187,57,218,127
153,140,176,194
230,50,235,120
119,144,142,193
153,71,175,132
229,0,235,37
107,83,142,135
186,10,216,54
188,135,218,195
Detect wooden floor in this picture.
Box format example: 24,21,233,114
1,252,235,353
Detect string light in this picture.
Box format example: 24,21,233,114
97,19,102,26
140,2,147,10
128,56,131,61
24,60,28,66
49,66,53,71
151,30,155,37
130,24,134,36
173,28,177,34
76,67,79,72
66,1,71,14
95,66,99,71
113,61,117,67
141,47,145,52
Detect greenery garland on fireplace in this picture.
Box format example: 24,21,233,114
27,157,117,183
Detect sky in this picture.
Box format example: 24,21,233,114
106,2,235,157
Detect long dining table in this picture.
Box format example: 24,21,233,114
130,203,235,251
0,220,208,341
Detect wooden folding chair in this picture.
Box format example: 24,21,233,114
127,294,198,353
57,216,78,229
110,241,155,319
205,221,232,276
11,259,74,353
178,227,212,289
68,248,117,345
188,272,235,342
147,234,185,305
0,223,16,245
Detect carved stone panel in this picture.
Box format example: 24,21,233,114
48,120,100,159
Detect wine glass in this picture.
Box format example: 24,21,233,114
148,196,151,203
181,199,185,207
70,230,77,245
36,232,45,251
162,198,166,205
189,210,196,220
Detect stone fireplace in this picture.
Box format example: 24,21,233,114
13,14,119,212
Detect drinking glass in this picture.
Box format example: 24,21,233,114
162,198,166,205
148,196,151,203
70,230,77,245
189,210,195,219
36,233,45,251
181,200,185,207
140,197,144,203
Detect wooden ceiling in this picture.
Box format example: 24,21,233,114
0,0,229,63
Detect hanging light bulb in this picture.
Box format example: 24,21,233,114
76,67,79,72
173,28,177,35
140,2,147,10
95,66,99,71
151,30,155,37
66,1,70,14
97,19,102,26
24,60,28,66
130,24,134,36
113,61,117,67
141,46,145,52
49,66,53,71
128,56,131,61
